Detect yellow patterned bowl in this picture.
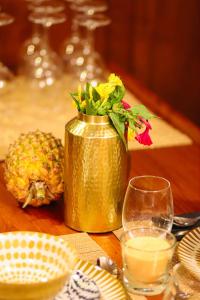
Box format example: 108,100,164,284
0,231,78,300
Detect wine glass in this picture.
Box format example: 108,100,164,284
24,10,66,88
0,9,14,93
19,0,66,83
69,13,110,88
122,175,174,232
19,0,62,71
61,0,85,72
61,0,108,73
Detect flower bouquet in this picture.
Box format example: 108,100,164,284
64,74,155,233
71,73,155,148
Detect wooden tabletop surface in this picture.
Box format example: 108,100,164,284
0,70,199,299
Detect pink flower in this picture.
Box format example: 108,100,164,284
121,100,131,110
139,117,152,129
135,119,153,146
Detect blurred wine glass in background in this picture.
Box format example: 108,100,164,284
70,12,110,88
61,0,108,74
61,0,84,73
61,0,110,88
20,0,64,58
0,7,14,93
19,0,66,89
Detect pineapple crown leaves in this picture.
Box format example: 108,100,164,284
70,74,155,148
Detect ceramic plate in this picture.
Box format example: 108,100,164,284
178,227,200,281
55,259,128,300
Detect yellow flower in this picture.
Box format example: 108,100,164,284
108,73,123,87
96,83,115,101
89,86,93,101
80,100,86,109
128,128,134,140
78,85,82,102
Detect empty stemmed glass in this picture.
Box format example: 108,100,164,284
69,13,110,88
24,9,66,88
0,8,14,93
122,175,174,232
61,0,83,71
62,0,108,73
19,0,60,73
19,0,66,88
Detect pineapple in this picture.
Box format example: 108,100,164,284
4,130,64,208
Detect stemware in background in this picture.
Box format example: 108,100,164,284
24,9,66,88
0,8,14,93
61,0,108,75
122,175,174,232
61,0,84,72
19,0,65,75
61,0,110,88
19,0,66,88
69,13,110,88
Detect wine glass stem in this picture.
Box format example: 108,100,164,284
86,28,95,54
71,19,79,37
70,8,81,41
41,24,50,48
32,23,41,37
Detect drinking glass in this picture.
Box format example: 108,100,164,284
69,13,110,88
61,0,85,72
24,10,66,88
19,0,66,87
20,0,64,73
0,9,14,93
62,0,109,85
122,175,174,232
121,227,176,296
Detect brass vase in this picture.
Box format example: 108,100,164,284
64,113,127,232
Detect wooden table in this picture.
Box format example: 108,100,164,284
0,70,199,299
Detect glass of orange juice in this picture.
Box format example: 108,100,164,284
121,227,176,296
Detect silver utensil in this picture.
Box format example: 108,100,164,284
174,230,189,239
173,215,200,227
96,256,120,278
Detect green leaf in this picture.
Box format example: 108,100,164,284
85,82,90,99
130,105,155,120
97,102,111,115
86,100,97,115
109,86,125,105
92,88,101,102
128,118,137,132
70,93,81,111
109,112,127,149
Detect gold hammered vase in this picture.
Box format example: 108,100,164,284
64,113,127,232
